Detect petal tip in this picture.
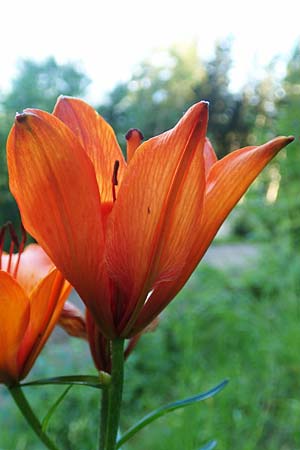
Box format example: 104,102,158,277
287,135,295,144
15,112,27,124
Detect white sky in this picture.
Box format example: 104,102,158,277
1,0,299,104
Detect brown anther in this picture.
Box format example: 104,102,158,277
112,160,120,202
125,128,144,162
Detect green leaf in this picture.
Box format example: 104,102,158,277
20,373,111,389
116,379,228,448
198,440,217,450
42,385,72,432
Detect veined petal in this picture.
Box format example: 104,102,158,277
58,301,87,339
200,136,294,255
0,272,30,384
7,110,115,337
53,96,126,203
2,244,54,295
204,138,217,176
131,135,294,335
19,270,72,379
106,102,208,335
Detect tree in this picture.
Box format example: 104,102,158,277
2,57,90,114
99,41,262,157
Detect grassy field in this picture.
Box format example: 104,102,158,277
0,240,299,450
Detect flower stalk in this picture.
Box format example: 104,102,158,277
9,385,60,450
101,339,125,450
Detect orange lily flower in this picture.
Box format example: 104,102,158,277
0,225,71,385
6,97,294,339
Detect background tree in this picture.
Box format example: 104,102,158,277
2,57,90,114
99,41,267,157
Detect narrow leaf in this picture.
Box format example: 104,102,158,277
20,374,111,389
116,379,228,448
198,440,217,450
42,385,72,432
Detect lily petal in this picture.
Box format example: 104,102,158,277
0,272,30,384
132,135,294,335
53,96,126,203
7,244,53,295
204,138,218,176
19,270,72,379
58,300,87,339
106,102,208,334
7,110,115,337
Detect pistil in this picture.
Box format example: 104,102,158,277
125,128,144,162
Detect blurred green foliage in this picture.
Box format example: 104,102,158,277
0,242,299,449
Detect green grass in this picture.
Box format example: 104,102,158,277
0,242,299,449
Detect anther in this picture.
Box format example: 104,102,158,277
112,160,120,203
125,128,144,162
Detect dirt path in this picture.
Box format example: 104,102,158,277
203,242,259,269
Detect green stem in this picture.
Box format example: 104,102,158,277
99,388,109,450
103,339,125,450
9,385,60,450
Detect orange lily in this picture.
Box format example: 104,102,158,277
6,96,294,339
0,225,71,385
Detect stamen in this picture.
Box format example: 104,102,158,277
8,222,19,247
7,222,19,274
13,223,27,278
125,128,144,162
112,160,120,202
0,224,7,271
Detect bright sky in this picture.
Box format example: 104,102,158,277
1,0,299,104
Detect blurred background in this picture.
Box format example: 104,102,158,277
0,1,299,449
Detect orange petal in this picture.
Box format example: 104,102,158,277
7,110,115,337
58,300,87,339
131,136,294,335
19,270,72,378
1,244,54,295
106,102,208,335
0,272,30,384
204,138,218,175
53,96,126,203
200,136,294,256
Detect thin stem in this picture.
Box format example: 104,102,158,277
9,385,60,450
103,339,125,450
99,388,109,450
